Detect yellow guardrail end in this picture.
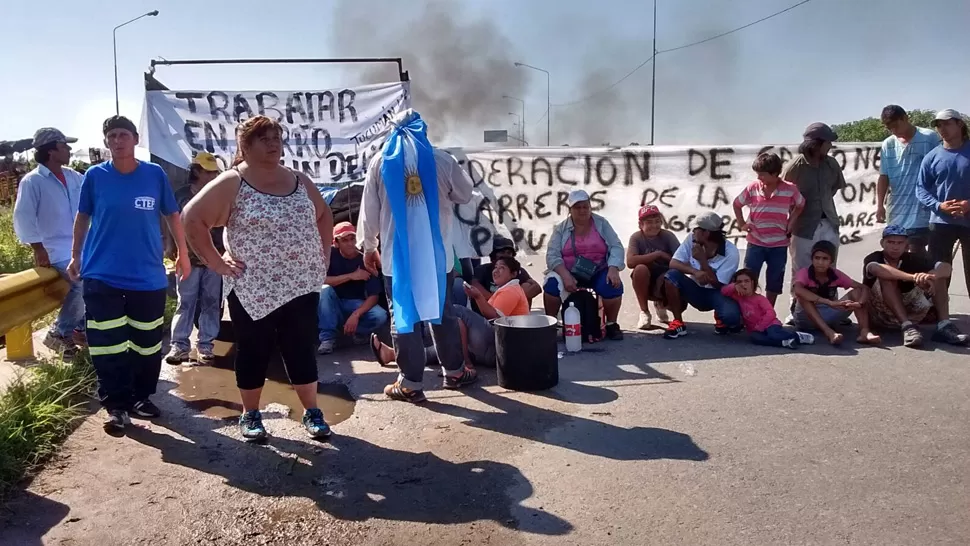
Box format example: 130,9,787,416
0,267,63,299
0,267,70,337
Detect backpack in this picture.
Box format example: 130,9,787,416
562,289,604,343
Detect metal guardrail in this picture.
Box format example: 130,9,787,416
0,267,69,360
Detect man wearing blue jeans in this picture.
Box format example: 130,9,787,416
166,152,223,365
13,127,85,357
663,211,743,339
316,222,388,354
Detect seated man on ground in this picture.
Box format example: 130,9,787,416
627,205,679,329
542,189,626,340
317,222,388,354
372,256,530,369
663,211,743,339
470,235,541,309
862,224,968,348
792,240,881,345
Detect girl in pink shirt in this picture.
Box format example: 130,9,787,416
721,269,815,349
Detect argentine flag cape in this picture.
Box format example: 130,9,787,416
381,111,447,334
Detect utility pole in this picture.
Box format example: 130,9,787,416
649,0,657,146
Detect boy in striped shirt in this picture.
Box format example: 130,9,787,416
733,152,805,305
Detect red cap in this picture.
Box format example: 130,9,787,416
638,205,661,219
333,222,356,243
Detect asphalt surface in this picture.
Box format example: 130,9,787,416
3,233,970,546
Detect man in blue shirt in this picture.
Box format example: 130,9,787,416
13,127,85,356
317,222,387,354
67,115,192,433
876,105,941,253
917,108,970,307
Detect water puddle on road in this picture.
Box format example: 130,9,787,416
172,349,355,425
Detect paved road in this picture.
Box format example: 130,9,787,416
3,233,970,545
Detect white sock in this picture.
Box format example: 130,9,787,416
900,320,914,330
938,319,952,330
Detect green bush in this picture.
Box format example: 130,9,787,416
0,205,33,274
0,353,96,498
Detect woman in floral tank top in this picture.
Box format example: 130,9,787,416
183,116,334,443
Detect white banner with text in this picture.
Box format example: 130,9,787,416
448,144,882,258
141,81,410,188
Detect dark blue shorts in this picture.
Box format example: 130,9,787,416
543,268,624,300
744,244,788,294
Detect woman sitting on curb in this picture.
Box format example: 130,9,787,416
542,189,626,340
792,240,881,346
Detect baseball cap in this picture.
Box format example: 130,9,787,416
192,152,221,172
32,127,77,148
333,222,356,241
803,122,838,142
694,211,724,232
638,205,661,219
567,189,590,207
931,108,964,127
492,236,516,254
882,224,908,239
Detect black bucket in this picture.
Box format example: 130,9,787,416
493,314,559,391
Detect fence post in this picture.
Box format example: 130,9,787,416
6,323,35,360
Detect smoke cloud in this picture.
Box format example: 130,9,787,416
329,0,527,145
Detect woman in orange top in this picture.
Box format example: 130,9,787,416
371,256,530,371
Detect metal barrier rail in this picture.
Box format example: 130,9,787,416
0,267,69,360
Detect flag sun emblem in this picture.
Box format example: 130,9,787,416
405,170,424,204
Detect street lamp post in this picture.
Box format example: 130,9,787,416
114,10,159,115
513,62,550,146
502,94,526,145
507,112,522,143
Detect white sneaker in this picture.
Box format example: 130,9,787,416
637,311,652,330
653,302,670,324
782,338,796,349
796,331,815,345
317,340,335,355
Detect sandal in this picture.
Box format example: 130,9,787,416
370,333,393,367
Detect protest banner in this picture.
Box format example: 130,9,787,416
448,144,882,258
140,81,411,188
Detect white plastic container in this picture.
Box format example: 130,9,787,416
564,302,582,353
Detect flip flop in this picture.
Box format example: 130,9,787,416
370,333,392,367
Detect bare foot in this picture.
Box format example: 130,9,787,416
857,330,882,345
827,332,844,345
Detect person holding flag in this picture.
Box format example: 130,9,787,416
358,109,475,403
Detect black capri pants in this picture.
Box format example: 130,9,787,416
227,291,319,390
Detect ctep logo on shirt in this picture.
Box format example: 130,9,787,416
133,196,156,211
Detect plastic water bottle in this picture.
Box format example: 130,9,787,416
564,302,582,353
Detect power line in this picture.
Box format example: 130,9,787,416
550,0,813,108
657,0,813,54
551,55,655,107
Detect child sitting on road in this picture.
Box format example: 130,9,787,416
721,268,814,349
792,240,881,346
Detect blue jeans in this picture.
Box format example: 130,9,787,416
750,324,797,347
543,267,624,300
665,269,742,328
170,266,222,353
452,276,469,307
744,244,788,294
317,285,388,343
51,259,85,338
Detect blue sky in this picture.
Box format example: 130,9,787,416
3,0,969,148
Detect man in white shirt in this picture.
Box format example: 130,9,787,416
13,127,85,356
358,112,474,402
662,211,742,339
